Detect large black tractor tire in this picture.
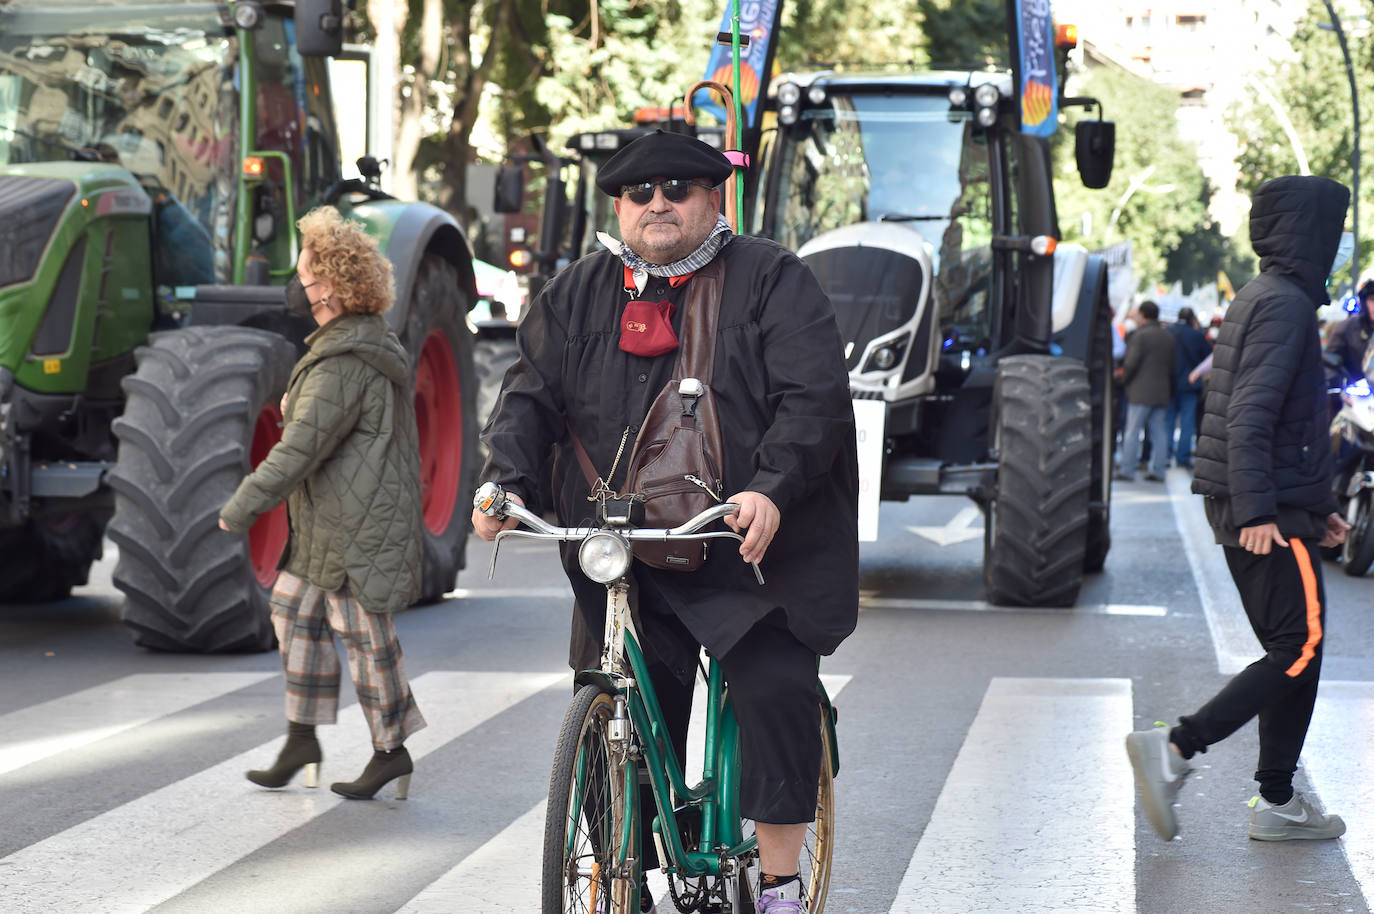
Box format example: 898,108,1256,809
401,253,479,602
108,326,296,652
0,511,108,603
1341,490,1374,576
983,355,1092,606
1082,281,1114,572
474,336,519,431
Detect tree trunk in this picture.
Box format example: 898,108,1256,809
439,0,514,215
390,0,443,200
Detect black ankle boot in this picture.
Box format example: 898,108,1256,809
246,723,322,789
330,746,412,800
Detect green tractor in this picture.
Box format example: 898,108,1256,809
0,0,479,651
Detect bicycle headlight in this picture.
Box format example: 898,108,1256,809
579,532,632,584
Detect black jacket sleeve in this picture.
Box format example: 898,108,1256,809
479,275,571,503
1227,294,1303,527
744,253,854,513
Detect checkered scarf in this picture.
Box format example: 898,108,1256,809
597,214,732,292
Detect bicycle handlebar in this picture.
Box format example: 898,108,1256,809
473,482,765,584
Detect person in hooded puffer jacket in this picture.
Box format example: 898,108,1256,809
1125,175,1353,843
220,206,426,802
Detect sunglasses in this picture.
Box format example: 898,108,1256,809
620,179,715,205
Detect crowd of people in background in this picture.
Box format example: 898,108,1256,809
1115,274,1374,483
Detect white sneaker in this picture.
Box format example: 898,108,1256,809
1248,793,1346,841
1125,724,1189,840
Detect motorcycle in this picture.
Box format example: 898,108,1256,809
1329,359,1374,575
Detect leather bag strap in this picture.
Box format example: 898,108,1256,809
676,258,723,384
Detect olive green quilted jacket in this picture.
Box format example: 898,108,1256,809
220,314,423,613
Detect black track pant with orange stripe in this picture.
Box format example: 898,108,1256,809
1172,538,1326,805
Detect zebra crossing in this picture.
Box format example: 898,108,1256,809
2,667,1372,912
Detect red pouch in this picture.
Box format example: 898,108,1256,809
619,299,678,357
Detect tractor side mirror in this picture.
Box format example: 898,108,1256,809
1075,120,1115,190
295,0,344,57
494,164,525,214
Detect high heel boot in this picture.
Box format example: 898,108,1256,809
330,746,412,800
246,722,322,788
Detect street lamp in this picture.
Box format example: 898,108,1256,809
1319,2,1360,287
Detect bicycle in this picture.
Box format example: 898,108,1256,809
474,481,839,913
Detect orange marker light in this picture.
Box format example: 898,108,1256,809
242,156,265,177
509,249,531,269
1056,24,1079,49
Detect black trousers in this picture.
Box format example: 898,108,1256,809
1172,539,1327,802
638,602,822,837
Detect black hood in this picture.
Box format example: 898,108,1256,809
1249,175,1350,307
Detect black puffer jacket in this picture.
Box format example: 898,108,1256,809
1191,175,1347,536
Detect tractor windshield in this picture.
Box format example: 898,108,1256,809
0,0,236,283
760,90,996,350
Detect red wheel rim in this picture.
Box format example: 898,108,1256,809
247,403,288,587
414,329,462,534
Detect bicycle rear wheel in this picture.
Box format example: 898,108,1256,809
543,684,641,914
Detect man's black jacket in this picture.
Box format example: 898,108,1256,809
480,235,859,678
1192,175,1347,537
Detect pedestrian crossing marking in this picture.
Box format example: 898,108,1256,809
394,673,852,912
1304,680,1374,909
1165,470,1260,673
890,677,1135,913
400,800,547,913
0,671,564,914
0,672,276,779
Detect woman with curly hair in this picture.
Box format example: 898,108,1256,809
220,206,426,800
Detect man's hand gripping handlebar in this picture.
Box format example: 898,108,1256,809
472,481,765,585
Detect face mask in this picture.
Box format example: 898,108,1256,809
286,275,315,316
1330,231,1355,277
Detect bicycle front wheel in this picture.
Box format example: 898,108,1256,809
543,684,641,914
802,723,837,912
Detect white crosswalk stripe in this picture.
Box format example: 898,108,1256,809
1304,680,1374,906
0,672,276,778
891,677,1136,914
0,671,564,914
4,668,1371,913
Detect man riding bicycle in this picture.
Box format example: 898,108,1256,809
472,129,858,912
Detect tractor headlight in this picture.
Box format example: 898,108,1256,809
975,106,998,128
807,85,827,106
863,337,910,373
948,86,969,107
779,104,799,125
973,83,1000,108
233,1,264,30
579,532,632,584
777,82,801,106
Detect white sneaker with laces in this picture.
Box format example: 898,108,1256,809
1248,792,1346,841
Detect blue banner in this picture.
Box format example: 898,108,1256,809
1013,0,1058,136
692,0,782,129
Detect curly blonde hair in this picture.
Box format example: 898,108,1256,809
296,206,395,315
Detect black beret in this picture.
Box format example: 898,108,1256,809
594,129,732,196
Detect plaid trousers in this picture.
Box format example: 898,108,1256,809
270,572,426,751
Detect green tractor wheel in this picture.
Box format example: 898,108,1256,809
402,253,479,602
0,511,108,604
108,326,296,652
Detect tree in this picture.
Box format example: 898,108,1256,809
1230,0,1372,284
1054,63,1231,293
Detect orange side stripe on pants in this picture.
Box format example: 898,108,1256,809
1285,539,1323,678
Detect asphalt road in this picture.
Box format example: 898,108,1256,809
2,466,1372,913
